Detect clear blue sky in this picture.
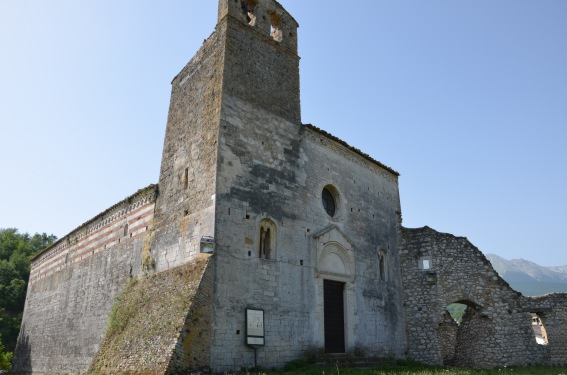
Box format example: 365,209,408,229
1,1,565,266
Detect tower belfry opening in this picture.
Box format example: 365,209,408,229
241,0,258,25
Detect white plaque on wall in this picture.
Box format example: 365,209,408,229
246,308,265,347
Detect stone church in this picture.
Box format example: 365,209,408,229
13,0,567,373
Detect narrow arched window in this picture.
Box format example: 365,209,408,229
379,252,386,281
259,219,276,260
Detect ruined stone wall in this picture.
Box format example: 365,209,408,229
400,226,566,368
13,186,157,373
520,293,567,365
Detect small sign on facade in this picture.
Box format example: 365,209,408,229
246,308,265,346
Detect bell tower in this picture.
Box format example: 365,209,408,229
218,0,301,123
152,0,300,270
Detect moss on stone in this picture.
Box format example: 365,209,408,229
89,256,210,375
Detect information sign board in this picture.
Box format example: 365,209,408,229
245,308,265,347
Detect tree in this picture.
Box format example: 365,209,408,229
0,228,57,353
0,335,13,370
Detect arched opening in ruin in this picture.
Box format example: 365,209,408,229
447,302,468,324
530,313,549,345
440,300,482,366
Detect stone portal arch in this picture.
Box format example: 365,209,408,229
313,225,355,354
318,242,353,282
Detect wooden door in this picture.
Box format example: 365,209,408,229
324,280,345,353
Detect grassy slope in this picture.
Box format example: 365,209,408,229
89,257,209,374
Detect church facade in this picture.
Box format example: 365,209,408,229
13,1,567,373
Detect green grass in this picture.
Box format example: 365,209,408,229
242,361,567,375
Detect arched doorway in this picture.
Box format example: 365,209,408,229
313,226,355,354
439,300,482,366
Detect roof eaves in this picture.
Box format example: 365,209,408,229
302,124,400,177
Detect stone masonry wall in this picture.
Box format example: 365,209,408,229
150,12,225,273
400,226,567,368
211,93,406,371
13,186,157,373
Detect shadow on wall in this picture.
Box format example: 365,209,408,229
11,326,31,372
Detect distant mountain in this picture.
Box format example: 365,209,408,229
486,254,567,296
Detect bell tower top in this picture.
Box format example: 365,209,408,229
218,0,299,54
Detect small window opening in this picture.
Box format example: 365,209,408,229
184,168,189,190
419,257,432,270
123,223,129,237
300,260,304,266
531,314,549,345
236,330,240,335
